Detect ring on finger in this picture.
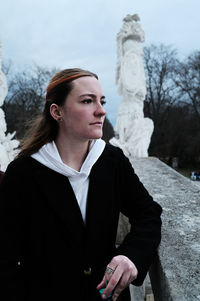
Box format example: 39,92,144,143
106,266,115,275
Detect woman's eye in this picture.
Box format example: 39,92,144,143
101,100,106,106
82,99,92,104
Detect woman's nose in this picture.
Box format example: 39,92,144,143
95,102,106,116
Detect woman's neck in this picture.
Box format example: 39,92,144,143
55,136,91,172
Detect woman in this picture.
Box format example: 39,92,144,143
0,68,162,301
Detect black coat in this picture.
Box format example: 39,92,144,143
0,144,162,301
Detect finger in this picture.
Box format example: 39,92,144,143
112,267,138,301
102,265,122,299
112,272,130,301
96,275,106,290
104,266,116,283
97,264,116,290
129,265,138,282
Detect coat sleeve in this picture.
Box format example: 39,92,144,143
115,149,162,286
0,160,26,300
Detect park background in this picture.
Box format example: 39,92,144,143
0,0,200,175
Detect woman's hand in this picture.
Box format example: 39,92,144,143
96,255,138,300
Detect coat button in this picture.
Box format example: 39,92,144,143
84,267,92,276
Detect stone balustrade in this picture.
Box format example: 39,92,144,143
117,157,200,301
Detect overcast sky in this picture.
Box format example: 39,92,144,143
0,0,200,125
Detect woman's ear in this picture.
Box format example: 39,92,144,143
50,104,62,122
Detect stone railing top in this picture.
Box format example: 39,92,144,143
129,157,200,301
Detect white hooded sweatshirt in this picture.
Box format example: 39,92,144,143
31,139,105,222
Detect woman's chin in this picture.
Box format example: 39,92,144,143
89,131,103,140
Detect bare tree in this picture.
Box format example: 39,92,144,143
3,63,58,139
143,44,200,167
175,51,200,122
144,44,178,124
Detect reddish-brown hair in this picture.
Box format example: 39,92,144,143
17,68,98,158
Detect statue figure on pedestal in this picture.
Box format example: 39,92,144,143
0,41,19,171
110,14,154,158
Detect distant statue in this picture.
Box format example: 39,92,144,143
110,14,154,158
0,41,19,171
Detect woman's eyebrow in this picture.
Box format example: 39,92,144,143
80,93,106,99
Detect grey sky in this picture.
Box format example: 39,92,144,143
0,0,200,125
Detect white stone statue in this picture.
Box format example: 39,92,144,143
0,41,19,171
110,14,154,158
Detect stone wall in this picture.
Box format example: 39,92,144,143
117,157,200,301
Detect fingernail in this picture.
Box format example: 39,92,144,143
102,294,106,299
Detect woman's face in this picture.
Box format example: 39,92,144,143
58,76,106,142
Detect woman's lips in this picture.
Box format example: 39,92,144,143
90,121,103,126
